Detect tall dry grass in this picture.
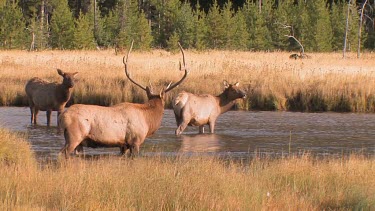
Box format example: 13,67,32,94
0,128,374,210
0,128,35,167
0,154,374,210
1,50,375,112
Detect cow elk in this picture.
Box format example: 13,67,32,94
25,69,78,126
173,81,246,135
59,41,188,158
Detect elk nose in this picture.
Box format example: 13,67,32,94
241,91,247,98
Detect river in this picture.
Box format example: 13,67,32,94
0,107,374,160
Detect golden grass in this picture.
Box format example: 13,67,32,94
0,128,374,210
0,153,374,210
0,128,35,167
1,50,375,111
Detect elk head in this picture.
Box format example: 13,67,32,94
57,69,79,88
123,41,188,102
222,80,246,101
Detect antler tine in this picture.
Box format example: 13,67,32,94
165,42,189,93
123,40,147,91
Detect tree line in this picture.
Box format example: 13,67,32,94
0,0,374,52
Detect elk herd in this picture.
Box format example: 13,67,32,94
24,42,246,158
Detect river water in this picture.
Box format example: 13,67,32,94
0,107,374,160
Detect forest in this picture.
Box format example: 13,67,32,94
0,0,374,51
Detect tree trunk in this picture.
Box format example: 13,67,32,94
343,0,351,59
357,0,368,58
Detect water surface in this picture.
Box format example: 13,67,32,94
0,107,374,160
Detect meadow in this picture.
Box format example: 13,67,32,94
0,128,373,210
1,50,375,112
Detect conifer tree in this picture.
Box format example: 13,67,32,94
294,0,312,51
272,0,294,50
312,0,333,51
173,2,195,48
73,11,96,49
347,2,360,52
232,9,249,50
242,0,258,50
205,0,227,49
0,1,27,49
330,1,346,51
121,0,152,50
101,9,120,47
192,4,208,50
50,0,75,49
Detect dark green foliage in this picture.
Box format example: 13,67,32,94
2,0,375,51
313,0,333,51
0,1,27,49
50,0,75,49
73,11,96,49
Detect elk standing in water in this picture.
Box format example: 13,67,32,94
173,81,246,135
25,69,78,126
59,42,188,158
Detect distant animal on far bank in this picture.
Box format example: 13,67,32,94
173,81,246,135
25,69,78,126
289,52,311,59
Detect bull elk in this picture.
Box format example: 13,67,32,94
59,41,188,158
25,69,78,126
173,81,246,135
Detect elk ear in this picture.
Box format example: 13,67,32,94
57,69,65,76
73,72,79,77
223,80,229,88
234,82,240,87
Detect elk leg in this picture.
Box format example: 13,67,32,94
209,121,216,133
61,129,83,158
120,144,130,156
74,144,84,155
199,126,205,134
57,111,62,126
46,110,52,126
176,121,188,135
33,109,39,124
29,107,34,124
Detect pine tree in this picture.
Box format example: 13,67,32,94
193,4,208,50
0,1,27,49
120,0,152,50
312,0,333,51
242,0,258,50
73,11,96,49
205,0,227,49
150,0,181,48
173,2,195,48
347,2,360,52
231,9,249,50
331,1,346,51
271,0,294,50
50,0,75,49
294,0,312,51
102,9,120,47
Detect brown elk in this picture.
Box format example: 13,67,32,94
25,69,78,126
59,42,188,158
173,81,246,135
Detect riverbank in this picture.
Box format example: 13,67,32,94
1,50,375,112
0,128,374,210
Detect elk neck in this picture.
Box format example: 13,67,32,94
144,98,165,136
55,84,73,103
216,93,237,114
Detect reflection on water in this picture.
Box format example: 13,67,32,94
0,107,374,160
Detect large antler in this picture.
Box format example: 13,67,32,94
123,40,147,91
165,42,189,93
